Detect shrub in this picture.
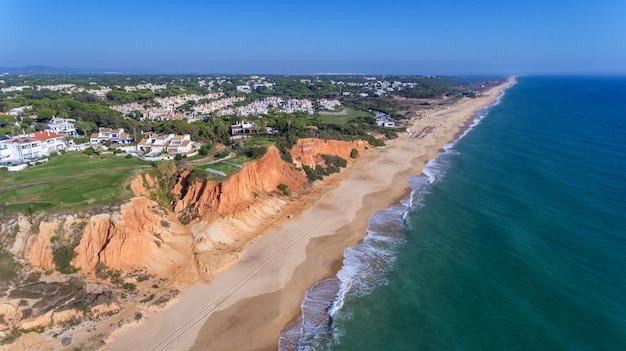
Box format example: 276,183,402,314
244,146,267,159
280,149,293,163
276,141,293,163
321,154,347,169
302,165,319,182
188,168,207,183
83,147,95,156
215,150,230,158
53,246,78,274
350,148,359,158
277,183,289,196
198,144,211,156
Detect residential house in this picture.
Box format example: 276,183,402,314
47,117,77,136
165,134,194,154
136,133,196,156
6,106,32,116
375,111,395,128
90,128,134,145
0,131,65,165
230,121,257,135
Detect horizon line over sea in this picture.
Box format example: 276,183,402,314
282,75,626,350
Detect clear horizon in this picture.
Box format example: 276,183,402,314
1,0,625,75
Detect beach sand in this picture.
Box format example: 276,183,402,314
107,77,516,351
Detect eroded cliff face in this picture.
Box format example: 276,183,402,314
289,138,368,168
26,199,194,277
172,145,309,276
174,145,307,216
0,138,370,344
23,141,366,278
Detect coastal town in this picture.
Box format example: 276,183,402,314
0,74,481,171
0,72,505,349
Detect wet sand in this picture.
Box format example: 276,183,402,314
108,77,516,351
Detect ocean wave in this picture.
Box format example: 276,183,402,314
279,88,510,351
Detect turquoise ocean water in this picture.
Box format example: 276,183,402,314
280,76,626,351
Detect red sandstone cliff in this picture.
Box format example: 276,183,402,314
173,145,307,217
289,138,368,168
24,140,369,278
27,198,194,277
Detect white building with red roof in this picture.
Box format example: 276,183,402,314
0,131,66,166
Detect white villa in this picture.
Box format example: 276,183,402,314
47,117,77,136
375,111,395,128
6,106,32,116
90,128,134,145
136,133,196,156
230,121,257,135
0,131,66,166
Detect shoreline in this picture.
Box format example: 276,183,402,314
108,77,516,351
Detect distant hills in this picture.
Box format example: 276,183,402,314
0,65,159,75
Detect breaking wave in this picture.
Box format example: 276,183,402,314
279,94,505,351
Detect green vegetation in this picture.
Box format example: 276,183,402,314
20,325,45,334
277,183,289,196
302,155,348,182
52,246,78,274
215,150,230,158
317,108,372,125
197,160,244,180
0,251,17,281
0,153,149,215
0,73,496,217
350,148,359,158
244,137,273,147
321,154,347,173
0,329,22,346
123,282,137,292
244,146,267,159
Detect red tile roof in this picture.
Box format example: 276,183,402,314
31,131,65,141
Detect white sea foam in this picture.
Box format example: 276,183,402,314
280,88,510,350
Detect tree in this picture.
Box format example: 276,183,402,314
37,108,56,121
198,144,210,156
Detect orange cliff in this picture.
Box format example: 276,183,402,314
172,145,311,277
173,145,307,217
25,140,370,279
290,138,369,168
27,198,194,278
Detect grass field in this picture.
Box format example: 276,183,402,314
195,152,255,180
317,108,372,125
244,137,273,147
0,153,151,214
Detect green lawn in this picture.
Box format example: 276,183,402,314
244,137,273,148
0,153,151,214
317,108,372,125
196,155,252,180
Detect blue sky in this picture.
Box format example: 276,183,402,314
1,0,625,75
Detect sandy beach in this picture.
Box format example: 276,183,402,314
108,77,516,351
